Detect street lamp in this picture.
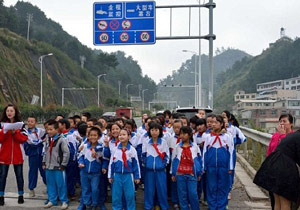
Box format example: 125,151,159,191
39,53,53,107
183,50,198,107
126,84,133,101
142,89,148,110
97,74,106,107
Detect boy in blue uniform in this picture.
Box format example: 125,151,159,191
43,120,70,209
24,116,46,197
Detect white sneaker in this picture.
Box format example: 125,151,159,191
44,201,53,208
29,190,35,197
61,202,68,209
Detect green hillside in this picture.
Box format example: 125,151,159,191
214,37,299,112
0,1,157,108
158,48,250,108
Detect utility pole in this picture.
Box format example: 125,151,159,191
26,13,33,41
118,81,121,97
208,0,215,109
198,0,202,107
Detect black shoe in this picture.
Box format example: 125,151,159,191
18,195,24,204
0,196,4,206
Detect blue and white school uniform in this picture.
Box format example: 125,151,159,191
65,132,79,196
78,142,109,208
142,137,170,210
193,131,207,201
97,133,110,207
24,127,46,190
202,132,234,210
168,134,181,205
226,123,246,192
171,141,202,210
108,143,140,210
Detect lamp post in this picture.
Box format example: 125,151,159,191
142,89,148,110
39,53,53,107
183,50,198,107
97,74,106,107
126,84,133,101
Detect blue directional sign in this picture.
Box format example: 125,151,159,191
93,1,156,45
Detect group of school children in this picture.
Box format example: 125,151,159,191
21,109,246,210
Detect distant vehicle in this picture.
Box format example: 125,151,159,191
102,112,116,119
96,10,107,15
116,107,133,119
175,106,213,119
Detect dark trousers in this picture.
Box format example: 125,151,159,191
0,164,24,196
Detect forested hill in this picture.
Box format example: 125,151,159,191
158,48,250,108
214,37,299,112
0,1,156,107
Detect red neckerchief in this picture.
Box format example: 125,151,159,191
31,128,39,139
210,132,222,147
153,143,165,161
49,138,54,157
110,137,120,146
122,148,129,169
62,130,68,134
176,136,181,144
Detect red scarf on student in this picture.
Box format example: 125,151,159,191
122,148,129,169
210,133,222,147
153,143,165,161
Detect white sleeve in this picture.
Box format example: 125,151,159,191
227,134,234,170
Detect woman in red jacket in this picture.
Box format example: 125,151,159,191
0,104,28,206
266,113,294,210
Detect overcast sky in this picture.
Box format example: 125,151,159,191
4,0,300,83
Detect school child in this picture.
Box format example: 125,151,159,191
43,120,70,209
179,116,189,127
67,117,76,134
114,118,124,128
81,112,91,123
163,110,172,128
202,115,234,210
56,114,64,122
73,115,81,124
98,117,108,136
142,122,170,210
190,116,199,133
58,119,71,137
168,119,183,210
108,123,122,152
108,129,141,210
65,125,80,200
137,113,148,138
171,126,202,210
196,109,206,119
124,120,142,155
78,127,110,210
93,122,109,210
24,116,46,197
193,118,208,203
87,118,97,128
222,111,246,199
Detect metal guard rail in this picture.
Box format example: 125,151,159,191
239,126,271,147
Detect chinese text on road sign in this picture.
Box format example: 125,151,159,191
93,1,156,45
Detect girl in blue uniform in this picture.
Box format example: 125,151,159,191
171,126,202,210
202,115,234,210
78,127,110,210
142,122,170,210
108,129,140,210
